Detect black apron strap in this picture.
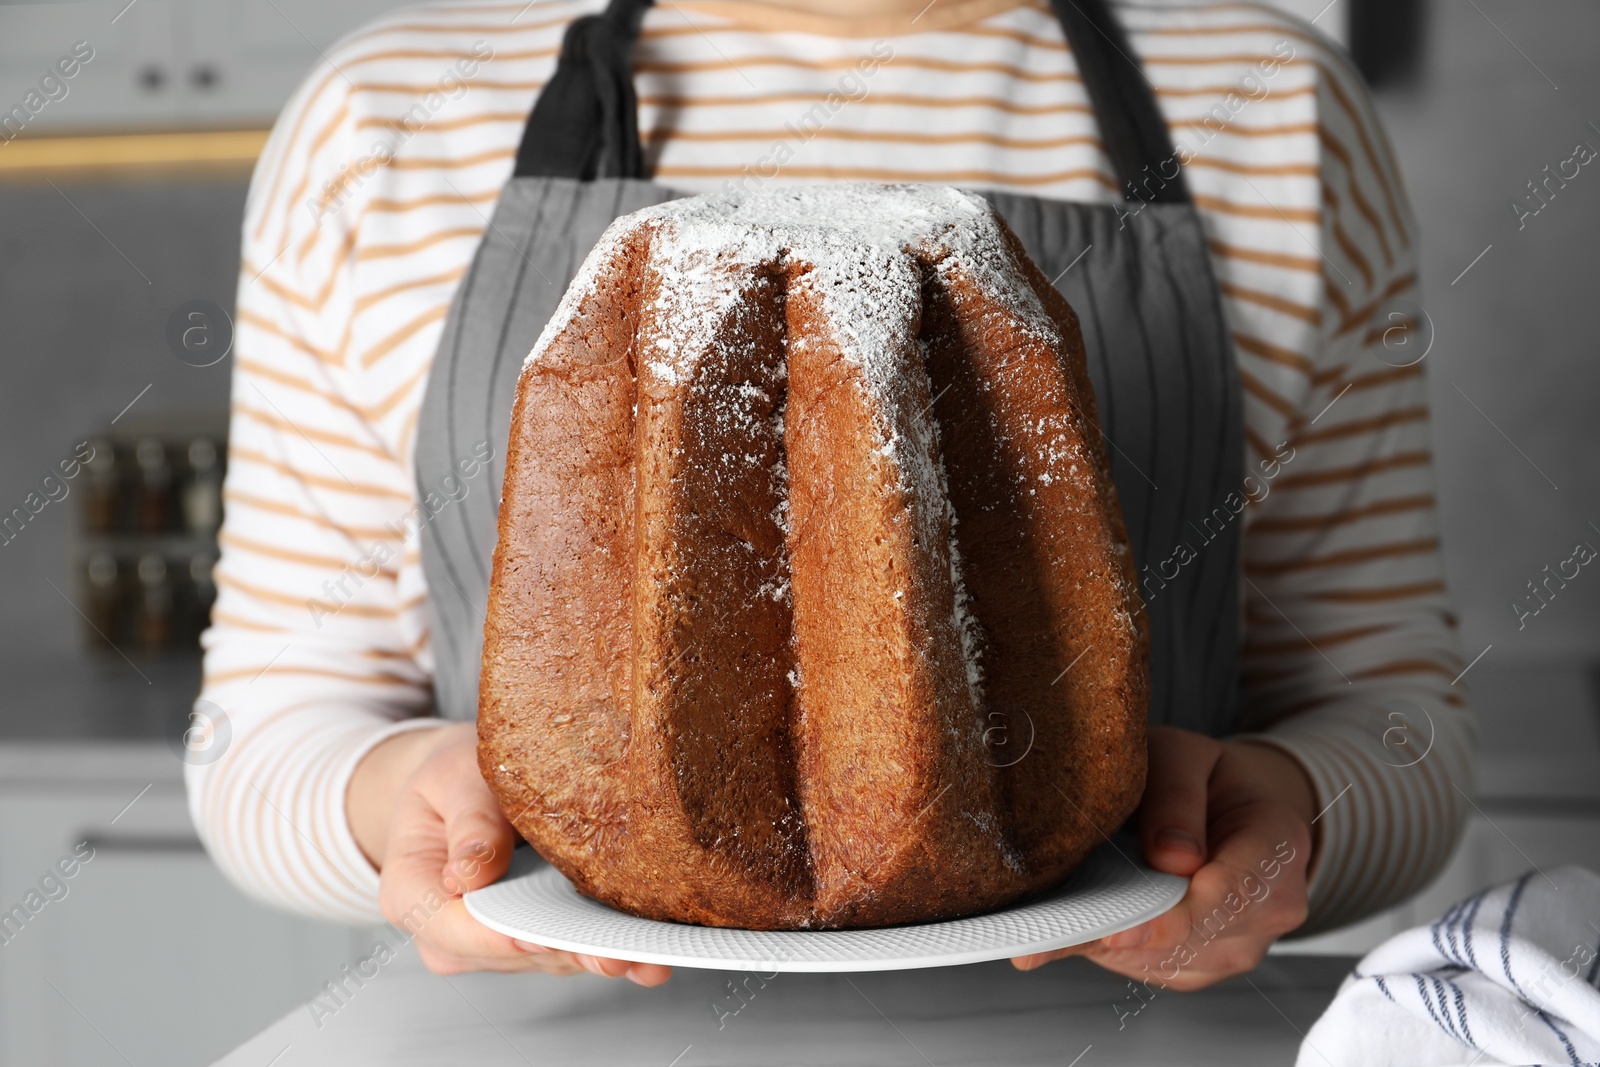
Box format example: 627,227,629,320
513,0,654,179
514,0,1184,201
422,0,1239,737
1050,0,1189,204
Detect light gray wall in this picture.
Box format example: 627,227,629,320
1374,0,1600,663
0,182,242,728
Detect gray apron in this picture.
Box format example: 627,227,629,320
415,0,1244,740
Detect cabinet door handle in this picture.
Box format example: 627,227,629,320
79,833,205,854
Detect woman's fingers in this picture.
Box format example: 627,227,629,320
624,963,674,987
1017,733,1317,987
412,898,530,960
416,736,517,893
575,953,631,978
378,789,453,926
378,732,517,960
397,895,662,979
1138,726,1221,877
1077,727,1219,953
369,725,675,984
1185,797,1311,946
1152,743,1313,955
1010,943,1090,970
1121,810,1306,956
1075,742,1314,988
1079,825,1309,989
417,941,587,976
572,954,673,985
437,796,514,893
1013,729,1220,968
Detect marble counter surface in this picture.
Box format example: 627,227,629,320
215,949,1354,1067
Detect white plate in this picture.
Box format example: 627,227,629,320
465,842,1187,973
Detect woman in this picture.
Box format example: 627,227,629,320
188,0,1474,989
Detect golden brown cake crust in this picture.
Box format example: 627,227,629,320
479,184,1147,930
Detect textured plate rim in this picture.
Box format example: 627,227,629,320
465,846,1187,973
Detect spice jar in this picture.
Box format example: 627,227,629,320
183,438,222,534
137,552,172,654
135,440,172,533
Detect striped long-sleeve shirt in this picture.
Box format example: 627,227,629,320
186,0,1476,936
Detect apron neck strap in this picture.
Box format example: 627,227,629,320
512,0,654,179
1050,0,1189,203
512,0,1187,204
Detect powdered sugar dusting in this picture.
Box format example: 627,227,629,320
525,184,1059,377
524,183,1066,718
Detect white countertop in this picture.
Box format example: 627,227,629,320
214,948,1353,1067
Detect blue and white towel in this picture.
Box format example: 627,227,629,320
1299,866,1600,1066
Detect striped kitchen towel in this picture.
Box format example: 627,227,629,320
1298,866,1600,1066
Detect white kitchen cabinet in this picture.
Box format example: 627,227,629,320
1,0,1349,137
0,744,375,1067
182,0,417,128
0,0,408,135
0,3,179,131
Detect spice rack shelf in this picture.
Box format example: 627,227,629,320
70,412,226,661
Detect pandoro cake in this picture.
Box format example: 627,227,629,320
478,183,1148,930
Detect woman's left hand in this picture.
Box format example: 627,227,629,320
1011,726,1317,990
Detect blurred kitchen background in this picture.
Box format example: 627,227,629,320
0,0,1596,1063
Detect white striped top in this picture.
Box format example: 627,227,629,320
186,0,1476,936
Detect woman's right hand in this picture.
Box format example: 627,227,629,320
347,721,671,985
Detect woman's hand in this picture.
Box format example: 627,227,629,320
1011,726,1316,990
347,721,671,985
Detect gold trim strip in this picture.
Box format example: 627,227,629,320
0,129,270,181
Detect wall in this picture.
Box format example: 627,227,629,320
1376,0,1600,664
0,181,243,733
